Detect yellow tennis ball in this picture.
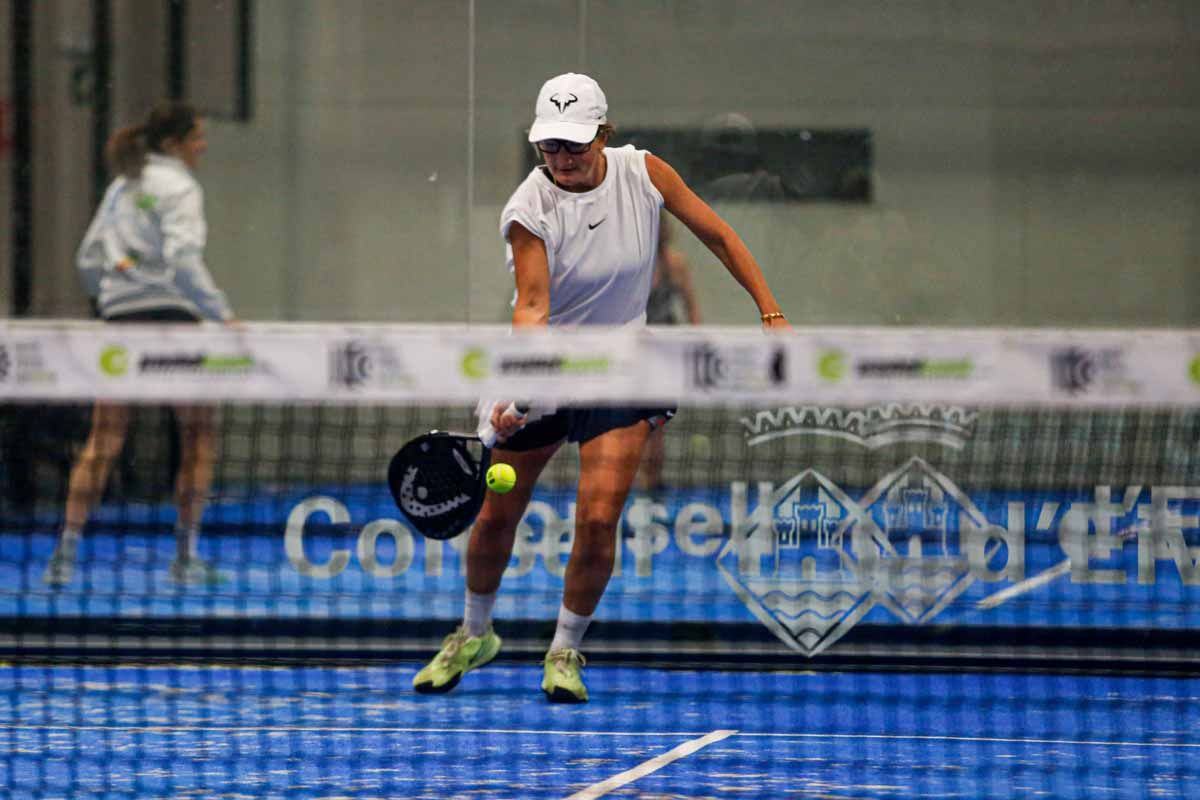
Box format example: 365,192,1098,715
486,463,517,494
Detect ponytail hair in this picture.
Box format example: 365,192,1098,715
105,101,199,179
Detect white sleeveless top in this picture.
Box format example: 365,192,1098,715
500,145,664,326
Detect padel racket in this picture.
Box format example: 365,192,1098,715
387,405,526,540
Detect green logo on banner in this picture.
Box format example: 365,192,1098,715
920,359,973,378
817,350,845,382
461,348,488,379
1190,357,1200,385
99,345,128,377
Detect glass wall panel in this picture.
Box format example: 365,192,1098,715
7,0,1199,325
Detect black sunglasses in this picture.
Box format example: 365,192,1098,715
536,137,596,155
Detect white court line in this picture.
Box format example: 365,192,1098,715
563,729,736,800
742,731,1200,749
1,725,1197,750
976,560,1070,609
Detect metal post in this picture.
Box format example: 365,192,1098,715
11,0,33,317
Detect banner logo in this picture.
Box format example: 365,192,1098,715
99,345,259,377
330,339,413,389
460,349,612,380
461,348,488,379
817,350,845,382
1049,346,1134,396
138,353,255,373
0,341,58,386
816,350,973,382
715,457,1018,655
687,343,786,391
99,345,128,376
1050,347,1095,394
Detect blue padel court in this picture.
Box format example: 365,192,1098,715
3,486,1199,797
2,662,1198,798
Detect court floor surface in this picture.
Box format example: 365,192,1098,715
3,661,1198,798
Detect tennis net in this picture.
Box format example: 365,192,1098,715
1,321,1198,798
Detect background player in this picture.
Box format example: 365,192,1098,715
44,101,235,587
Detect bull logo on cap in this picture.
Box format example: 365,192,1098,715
550,93,578,113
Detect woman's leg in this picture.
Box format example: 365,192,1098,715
542,419,652,702
63,404,132,528
170,404,219,581
635,423,667,493
413,440,561,694
172,404,216,534
45,403,131,584
467,441,561,595
563,421,652,615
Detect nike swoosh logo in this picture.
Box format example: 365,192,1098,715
588,219,607,230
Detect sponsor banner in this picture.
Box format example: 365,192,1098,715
5,479,1198,658
453,329,641,404
326,334,420,396
0,339,59,388
799,329,1007,406
79,327,330,402
680,336,791,400
1008,330,1195,406
1,322,1198,406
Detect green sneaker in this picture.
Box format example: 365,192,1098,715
413,626,502,694
168,556,226,586
42,545,77,587
541,648,588,703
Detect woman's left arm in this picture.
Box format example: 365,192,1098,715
646,154,789,330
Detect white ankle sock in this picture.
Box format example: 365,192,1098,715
175,523,199,561
57,526,82,557
463,588,497,637
549,604,592,653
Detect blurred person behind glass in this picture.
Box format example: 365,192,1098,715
695,111,809,202
44,101,235,588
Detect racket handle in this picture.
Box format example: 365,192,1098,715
479,423,499,448
478,402,530,448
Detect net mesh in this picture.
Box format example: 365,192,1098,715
1,322,1198,798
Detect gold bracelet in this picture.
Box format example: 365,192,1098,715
760,312,786,322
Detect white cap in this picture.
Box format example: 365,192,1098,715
527,73,607,143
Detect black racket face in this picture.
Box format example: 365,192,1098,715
388,432,490,540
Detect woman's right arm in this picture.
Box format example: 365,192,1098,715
508,222,551,328
486,221,552,437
